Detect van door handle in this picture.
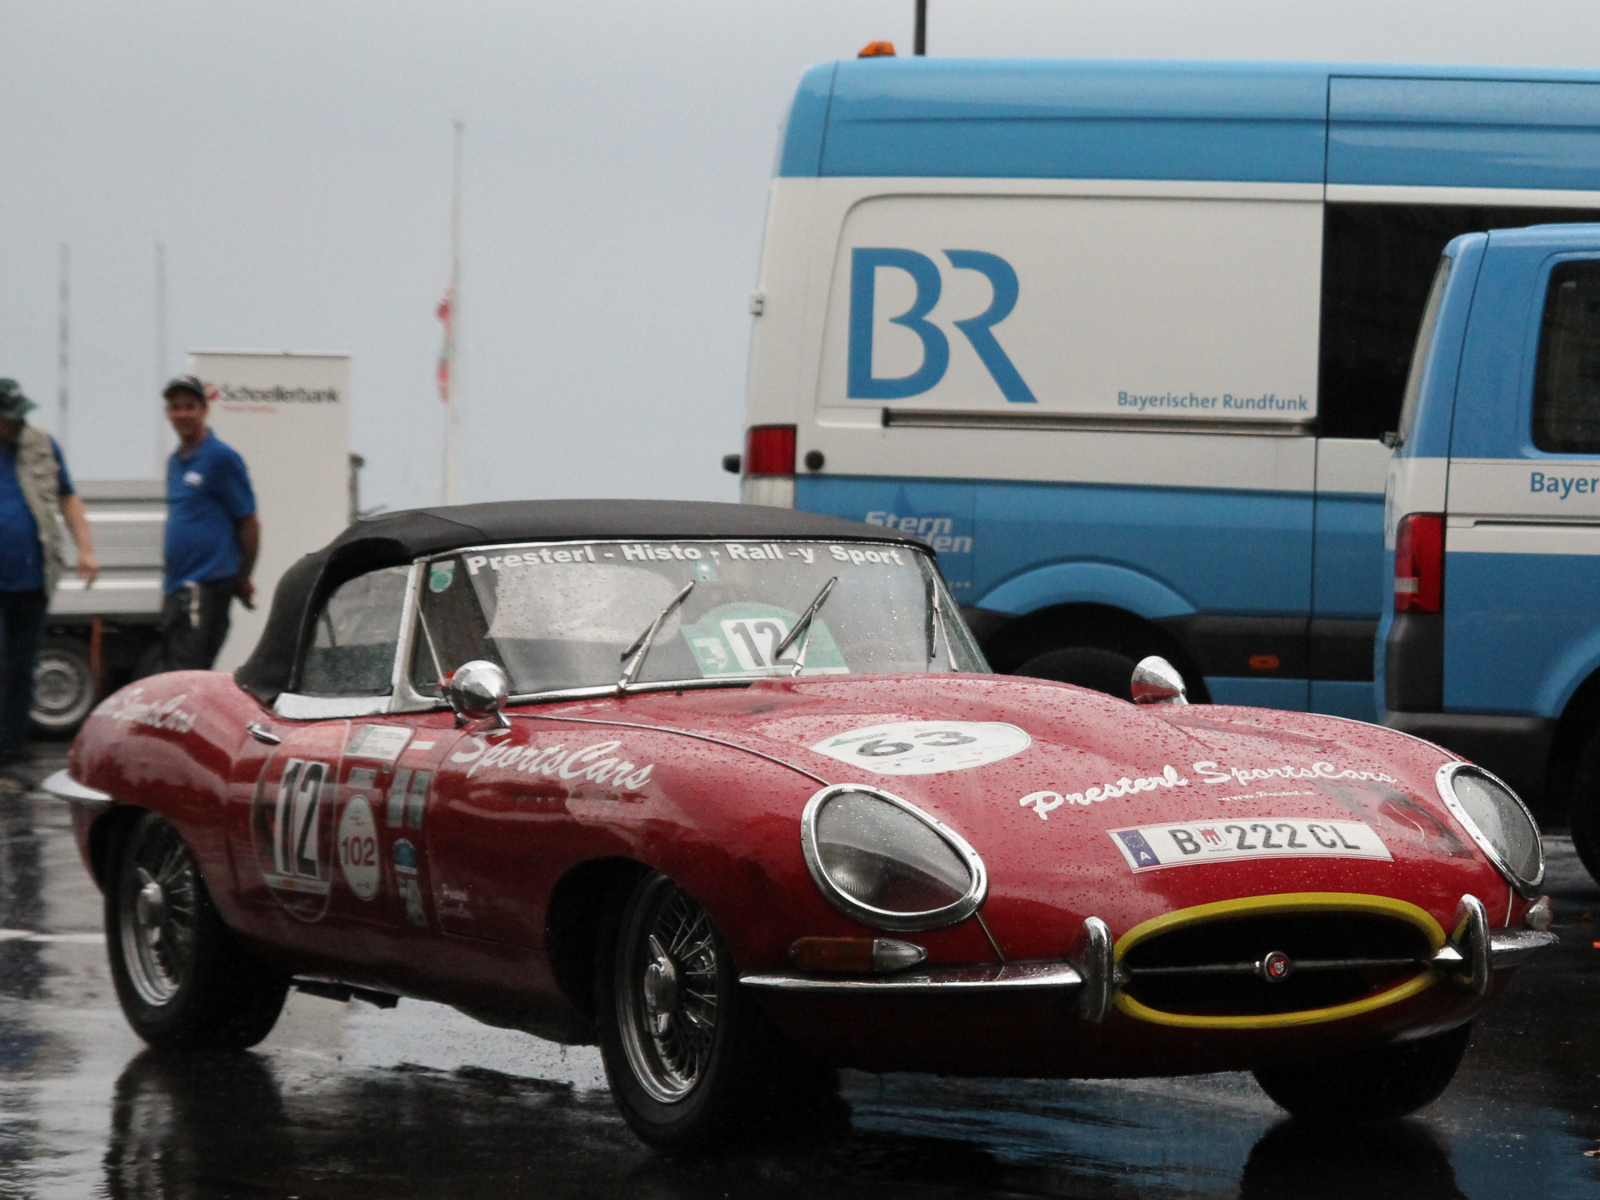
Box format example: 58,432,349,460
247,722,282,746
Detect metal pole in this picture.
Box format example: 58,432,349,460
155,240,167,474
443,120,463,505
914,0,926,55
56,243,69,450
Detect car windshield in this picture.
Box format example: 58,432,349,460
409,538,985,697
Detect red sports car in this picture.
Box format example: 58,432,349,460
46,501,1555,1149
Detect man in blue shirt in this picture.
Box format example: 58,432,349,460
161,375,259,671
0,379,98,772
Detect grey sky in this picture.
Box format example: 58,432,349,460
4,1,1600,513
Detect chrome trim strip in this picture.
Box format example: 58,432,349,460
512,713,831,786
799,784,988,932
740,960,1082,994
1434,763,1545,895
40,769,112,807
882,409,1313,437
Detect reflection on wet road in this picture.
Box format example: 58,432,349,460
2,748,1597,1199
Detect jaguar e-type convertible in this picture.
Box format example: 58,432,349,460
47,500,1555,1149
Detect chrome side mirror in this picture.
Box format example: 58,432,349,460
1131,656,1188,706
442,660,511,728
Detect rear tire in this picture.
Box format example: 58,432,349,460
1566,722,1600,883
106,811,290,1050
596,870,837,1152
1252,1022,1471,1122
1014,644,1141,701
31,635,96,736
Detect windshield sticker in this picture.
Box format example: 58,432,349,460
1110,818,1392,872
1020,766,1188,819
828,545,908,566
811,721,1031,775
428,561,456,592
680,602,847,677
450,735,655,789
337,795,380,901
347,725,413,762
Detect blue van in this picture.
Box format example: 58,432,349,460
735,58,1600,722
1383,221,1600,858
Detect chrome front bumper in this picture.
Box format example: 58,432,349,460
741,897,1557,1014
39,769,112,808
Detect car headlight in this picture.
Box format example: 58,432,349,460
800,785,987,931
1435,763,1544,895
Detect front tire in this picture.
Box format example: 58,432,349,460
106,811,290,1050
1252,1022,1472,1122
596,871,836,1152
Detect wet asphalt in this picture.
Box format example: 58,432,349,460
1,744,1598,1200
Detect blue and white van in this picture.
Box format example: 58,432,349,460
1383,221,1600,853
736,57,1600,721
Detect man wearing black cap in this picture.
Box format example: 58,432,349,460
0,379,98,773
160,375,258,671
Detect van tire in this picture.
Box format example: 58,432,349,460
1013,645,1140,702
1567,722,1600,882
31,635,96,736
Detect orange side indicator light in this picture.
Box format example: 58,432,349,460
1249,655,1281,671
790,936,926,974
858,40,897,57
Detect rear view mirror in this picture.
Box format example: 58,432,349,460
442,660,511,727
1131,656,1188,706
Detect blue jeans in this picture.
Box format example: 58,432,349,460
0,589,46,763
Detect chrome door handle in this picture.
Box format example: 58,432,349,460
247,722,282,746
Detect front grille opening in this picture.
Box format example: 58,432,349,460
1120,912,1434,1018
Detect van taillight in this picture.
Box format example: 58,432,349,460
744,425,796,476
1394,513,1444,614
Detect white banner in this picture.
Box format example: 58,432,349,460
188,351,350,672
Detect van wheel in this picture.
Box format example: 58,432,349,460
31,636,96,736
1566,722,1600,882
1252,1022,1471,1121
106,811,290,1050
1014,644,1141,701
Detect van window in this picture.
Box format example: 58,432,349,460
300,565,411,696
1533,260,1600,453
1395,257,1451,447
1319,204,1600,440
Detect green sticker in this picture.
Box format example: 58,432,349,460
429,562,456,593
679,601,848,677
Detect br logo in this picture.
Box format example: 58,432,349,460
848,248,1036,404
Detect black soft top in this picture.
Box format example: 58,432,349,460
235,499,924,704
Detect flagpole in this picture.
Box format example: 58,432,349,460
443,120,463,505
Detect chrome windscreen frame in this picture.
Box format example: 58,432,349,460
1434,761,1545,896
389,536,959,712
799,784,988,932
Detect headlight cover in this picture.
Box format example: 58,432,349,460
800,785,987,931
1435,762,1544,895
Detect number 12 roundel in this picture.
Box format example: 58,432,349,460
251,757,337,921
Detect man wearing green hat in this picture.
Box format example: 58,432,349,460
0,379,97,776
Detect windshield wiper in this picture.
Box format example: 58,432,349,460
771,576,838,677
617,581,695,694
925,576,947,667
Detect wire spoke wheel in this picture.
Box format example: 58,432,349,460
118,818,201,1007
616,876,725,1104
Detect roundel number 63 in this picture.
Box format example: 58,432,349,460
857,730,978,757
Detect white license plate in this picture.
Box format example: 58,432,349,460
1108,818,1391,872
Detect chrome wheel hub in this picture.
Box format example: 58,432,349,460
118,822,199,1007
616,876,722,1104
